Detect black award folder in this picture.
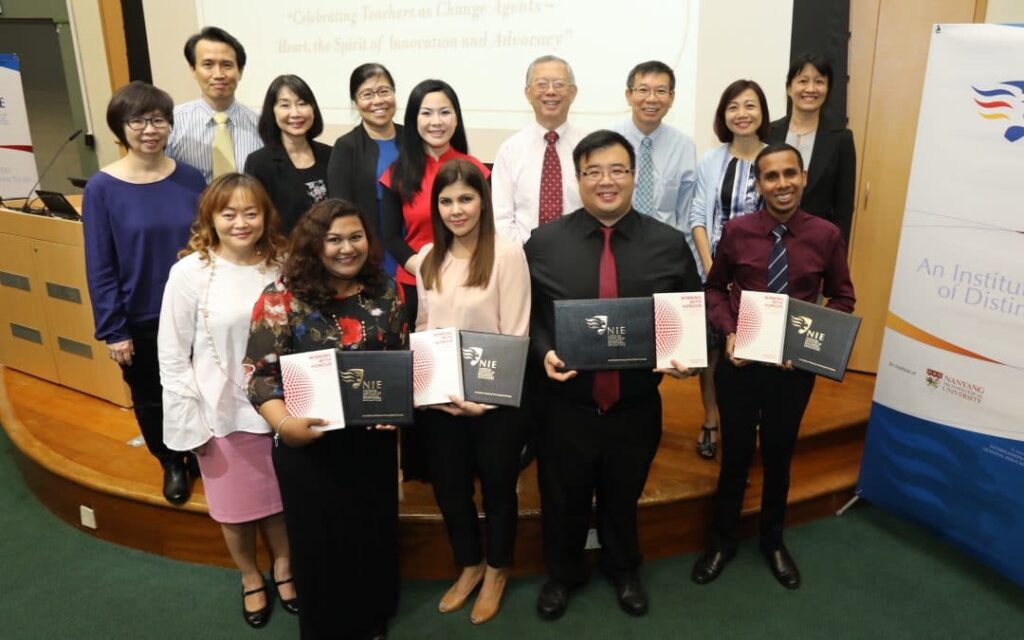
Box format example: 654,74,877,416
337,351,414,426
554,297,654,370
459,331,529,407
782,298,862,382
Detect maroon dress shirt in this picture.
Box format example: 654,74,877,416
705,208,855,336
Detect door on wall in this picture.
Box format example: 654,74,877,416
0,19,87,198
845,0,982,373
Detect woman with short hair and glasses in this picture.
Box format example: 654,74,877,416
83,80,206,506
327,63,404,275
244,74,331,235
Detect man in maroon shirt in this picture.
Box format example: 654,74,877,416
691,143,855,590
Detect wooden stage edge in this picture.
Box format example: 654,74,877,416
0,365,874,579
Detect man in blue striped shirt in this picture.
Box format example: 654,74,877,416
166,26,262,182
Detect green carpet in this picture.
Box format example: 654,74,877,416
1,428,1021,639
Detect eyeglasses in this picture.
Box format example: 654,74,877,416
630,86,673,99
578,167,632,183
125,116,170,131
356,87,395,102
531,78,572,93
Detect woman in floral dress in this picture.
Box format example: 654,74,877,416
244,198,408,640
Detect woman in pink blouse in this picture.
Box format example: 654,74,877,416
416,159,531,625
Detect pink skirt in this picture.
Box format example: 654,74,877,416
197,431,283,524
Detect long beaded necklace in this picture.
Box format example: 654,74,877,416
198,251,267,393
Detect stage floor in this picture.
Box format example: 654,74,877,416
1,365,873,577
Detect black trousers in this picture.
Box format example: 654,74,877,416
274,429,399,640
119,320,175,466
399,282,433,483
711,360,816,551
538,392,662,585
422,406,526,568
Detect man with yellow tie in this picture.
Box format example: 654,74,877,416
166,27,262,183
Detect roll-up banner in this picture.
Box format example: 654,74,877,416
858,24,1024,586
0,54,39,196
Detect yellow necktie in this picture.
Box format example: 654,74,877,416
212,111,235,177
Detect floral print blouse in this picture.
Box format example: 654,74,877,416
245,278,409,408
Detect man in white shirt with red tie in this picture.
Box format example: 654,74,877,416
492,55,588,244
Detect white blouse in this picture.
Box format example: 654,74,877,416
158,252,279,451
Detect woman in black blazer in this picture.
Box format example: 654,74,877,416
244,75,331,235
327,63,403,275
769,53,856,244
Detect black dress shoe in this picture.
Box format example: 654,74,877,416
536,580,569,620
242,578,272,628
764,545,801,589
691,548,736,585
611,572,648,616
162,461,189,505
274,576,299,615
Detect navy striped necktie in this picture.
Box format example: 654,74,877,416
767,223,789,294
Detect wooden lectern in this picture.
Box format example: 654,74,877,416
0,197,131,407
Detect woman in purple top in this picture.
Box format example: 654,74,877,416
83,81,206,505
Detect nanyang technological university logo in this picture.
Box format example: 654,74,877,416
972,81,1024,142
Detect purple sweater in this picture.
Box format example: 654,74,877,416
83,163,205,343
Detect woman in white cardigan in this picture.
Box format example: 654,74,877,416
687,80,769,460
158,173,293,628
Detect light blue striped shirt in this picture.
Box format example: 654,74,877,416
612,119,697,234
166,98,263,183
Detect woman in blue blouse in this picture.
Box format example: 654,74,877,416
688,79,769,459
83,81,206,504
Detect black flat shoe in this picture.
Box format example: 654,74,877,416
697,425,718,459
274,576,299,615
161,461,189,505
242,578,272,629
185,453,200,478
763,545,801,589
536,580,569,620
611,572,648,616
691,547,736,585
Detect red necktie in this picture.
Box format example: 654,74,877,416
538,131,562,226
593,226,620,412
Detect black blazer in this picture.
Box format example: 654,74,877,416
243,140,332,235
768,116,856,244
326,123,404,229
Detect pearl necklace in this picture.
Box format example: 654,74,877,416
199,252,266,393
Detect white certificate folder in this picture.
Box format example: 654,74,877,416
653,292,708,370
733,291,789,365
410,328,464,407
280,348,345,431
